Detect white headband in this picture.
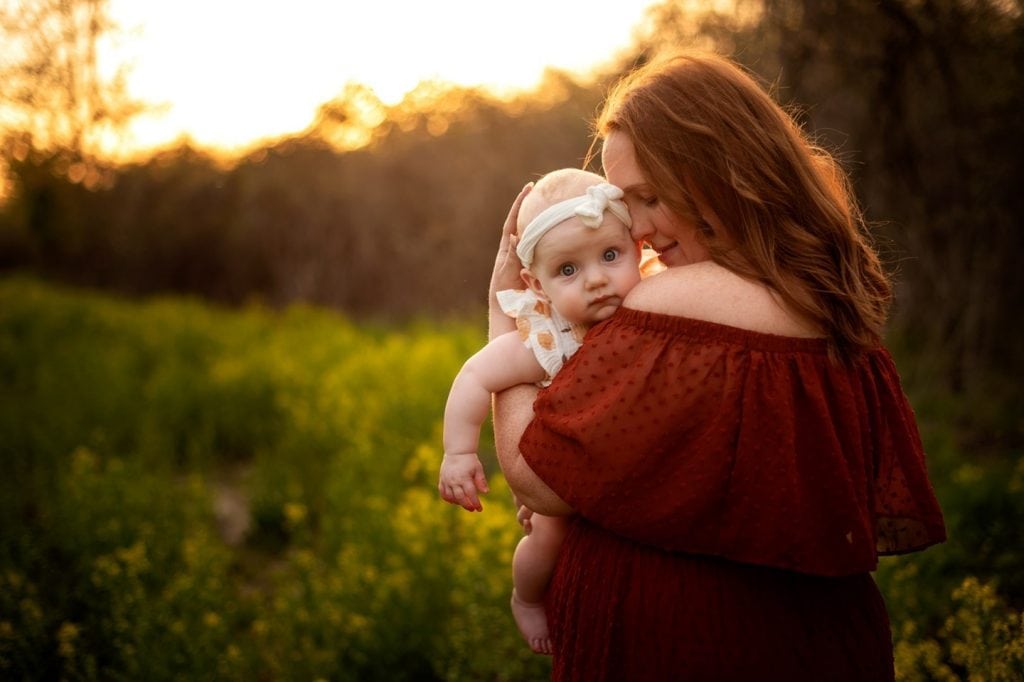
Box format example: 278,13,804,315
516,183,632,268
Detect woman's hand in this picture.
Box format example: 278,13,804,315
489,184,532,304
489,183,532,342
516,503,535,535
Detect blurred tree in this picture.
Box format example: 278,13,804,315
763,1,1020,394
0,0,145,162
0,72,601,314
632,0,1024,417
0,0,151,280
2,0,1019,424
308,82,388,151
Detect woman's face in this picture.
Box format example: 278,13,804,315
601,130,710,268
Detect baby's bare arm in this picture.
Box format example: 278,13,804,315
439,332,546,511
444,332,546,457
483,182,570,515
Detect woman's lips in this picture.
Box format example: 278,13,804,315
654,242,679,263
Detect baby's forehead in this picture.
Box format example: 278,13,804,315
542,178,599,203
534,216,632,256
520,180,601,227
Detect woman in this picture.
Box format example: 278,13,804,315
489,51,946,681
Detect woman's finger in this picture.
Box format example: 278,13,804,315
490,183,533,298
502,183,533,241
495,183,532,269
516,505,533,534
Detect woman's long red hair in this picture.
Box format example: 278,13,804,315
594,51,892,358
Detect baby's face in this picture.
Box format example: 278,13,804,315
523,216,641,326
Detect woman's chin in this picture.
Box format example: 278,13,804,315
658,243,709,268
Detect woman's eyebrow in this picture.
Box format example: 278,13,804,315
621,183,650,197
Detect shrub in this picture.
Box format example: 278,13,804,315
0,275,547,679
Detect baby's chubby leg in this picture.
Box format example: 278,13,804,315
511,514,567,655
513,514,567,601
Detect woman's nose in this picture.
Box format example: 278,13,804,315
629,218,653,242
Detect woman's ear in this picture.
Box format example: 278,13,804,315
520,268,547,300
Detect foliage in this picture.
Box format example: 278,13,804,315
682,0,1024,401
0,275,551,680
2,1,1021,420
0,71,602,318
876,427,1024,680
1,275,1021,679
0,0,1022,675
891,576,1024,681
0,0,147,179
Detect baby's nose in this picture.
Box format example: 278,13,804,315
585,269,609,288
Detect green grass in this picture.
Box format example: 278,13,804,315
0,275,548,681
0,275,1020,680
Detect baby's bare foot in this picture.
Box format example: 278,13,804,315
511,590,552,655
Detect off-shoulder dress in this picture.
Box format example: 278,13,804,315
519,307,946,682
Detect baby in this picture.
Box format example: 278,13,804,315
438,168,642,654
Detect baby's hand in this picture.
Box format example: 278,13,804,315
438,453,490,512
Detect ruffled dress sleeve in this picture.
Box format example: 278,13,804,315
496,288,586,387
519,307,946,576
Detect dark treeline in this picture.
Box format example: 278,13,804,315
1,0,1022,428
0,75,602,318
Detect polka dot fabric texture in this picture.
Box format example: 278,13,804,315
519,307,945,681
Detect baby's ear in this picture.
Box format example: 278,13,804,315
520,268,547,300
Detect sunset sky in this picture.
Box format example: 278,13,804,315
108,0,660,155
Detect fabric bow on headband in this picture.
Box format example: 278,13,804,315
516,183,632,268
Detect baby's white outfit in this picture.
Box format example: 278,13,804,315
496,289,587,387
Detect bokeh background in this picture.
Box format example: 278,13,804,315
1,0,1022,679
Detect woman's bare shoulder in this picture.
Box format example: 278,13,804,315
623,262,822,338
624,261,747,315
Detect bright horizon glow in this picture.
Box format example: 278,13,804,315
107,0,660,158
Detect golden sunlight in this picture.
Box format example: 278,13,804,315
107,0,660,157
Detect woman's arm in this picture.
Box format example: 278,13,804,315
492,385,572,515
488,183,573,516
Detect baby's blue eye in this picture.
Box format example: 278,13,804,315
559,263,577,277
603,248,619,262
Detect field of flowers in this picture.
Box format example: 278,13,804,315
0,275,1020,680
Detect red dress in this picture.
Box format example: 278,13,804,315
519,308,946,681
